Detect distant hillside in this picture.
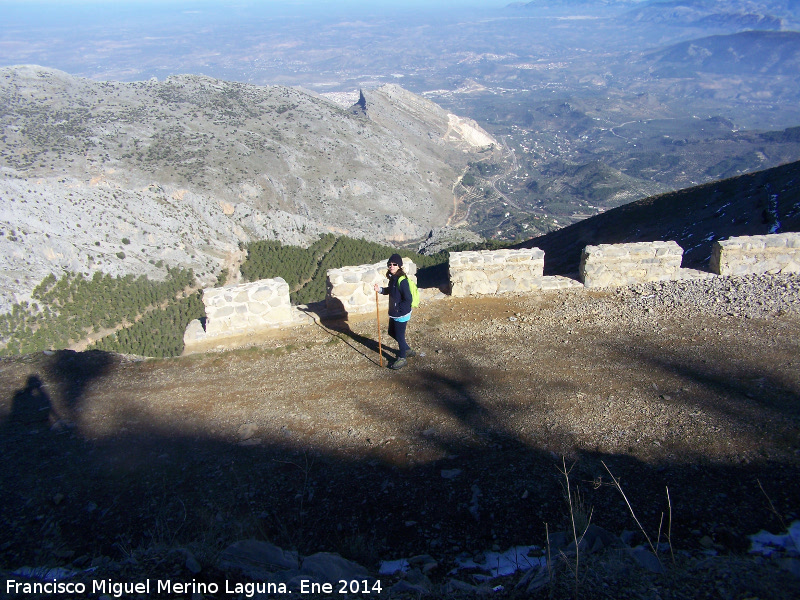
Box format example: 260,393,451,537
627,0,800,30
645,30,800,77
0,66,497,310
516,159,800,275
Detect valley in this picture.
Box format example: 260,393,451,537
3,1,800,292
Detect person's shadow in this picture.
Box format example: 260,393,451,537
8,375,53,431
300,299,396,366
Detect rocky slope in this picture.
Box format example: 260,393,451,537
0,66,498,310
517,158,800,275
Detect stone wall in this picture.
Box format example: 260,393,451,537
710,232,800,276
579,241,683,288
182,232,799,355
448,249,547,297
183,278,294,352
326,259,417,317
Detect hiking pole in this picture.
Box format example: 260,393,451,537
375,289,383,367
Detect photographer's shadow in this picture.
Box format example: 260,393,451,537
8,375,53,432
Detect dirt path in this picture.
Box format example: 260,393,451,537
1,283,799,596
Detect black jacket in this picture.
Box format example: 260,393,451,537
383,274,412,318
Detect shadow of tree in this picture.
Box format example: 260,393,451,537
603,336,800,423
46,349,116,412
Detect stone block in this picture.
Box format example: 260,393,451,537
326,258,417,316
269,295,287,307
599,245,630,258
213,306,235,318
248,302,268,314
449,248,545,297
332,282,359,297
343,271,361,283
783,259,800,273
497,278,517,293
227,315,250,330
183,319,205,345
711,232,800,276
198,278,294,338
580,241,684,288
765,236,788,248
251,287,274,301
269,306,293,323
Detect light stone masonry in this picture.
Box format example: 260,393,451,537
183,278,294,352
326,259,417,317
202,278,293,334
710,232,800,276
448,249,545,297
579,241,683,288
181,232,798,356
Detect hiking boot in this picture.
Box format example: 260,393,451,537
389,357,407,370
406,349,417,358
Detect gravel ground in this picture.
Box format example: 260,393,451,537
1,273,799,598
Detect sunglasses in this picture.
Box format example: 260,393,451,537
387,263,399,267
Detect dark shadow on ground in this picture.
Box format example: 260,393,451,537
322,317,392,364
47,349,116,412
299,302,389,367
8,375,51,429
299,297,414,366
603,336,800,423
0,348,798,596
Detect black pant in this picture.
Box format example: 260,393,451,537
388,318,410,358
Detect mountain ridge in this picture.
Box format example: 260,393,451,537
516,158,800,275
0,66,498,311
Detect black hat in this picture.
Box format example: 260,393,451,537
388,253,403,267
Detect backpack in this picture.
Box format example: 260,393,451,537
399,275,420,308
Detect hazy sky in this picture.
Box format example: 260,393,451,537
0,0,642,84
0,0,517,27
0,0,515,11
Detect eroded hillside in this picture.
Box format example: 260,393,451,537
517,159,800,275
0,66,498,310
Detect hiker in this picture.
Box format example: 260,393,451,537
374,253,416,370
